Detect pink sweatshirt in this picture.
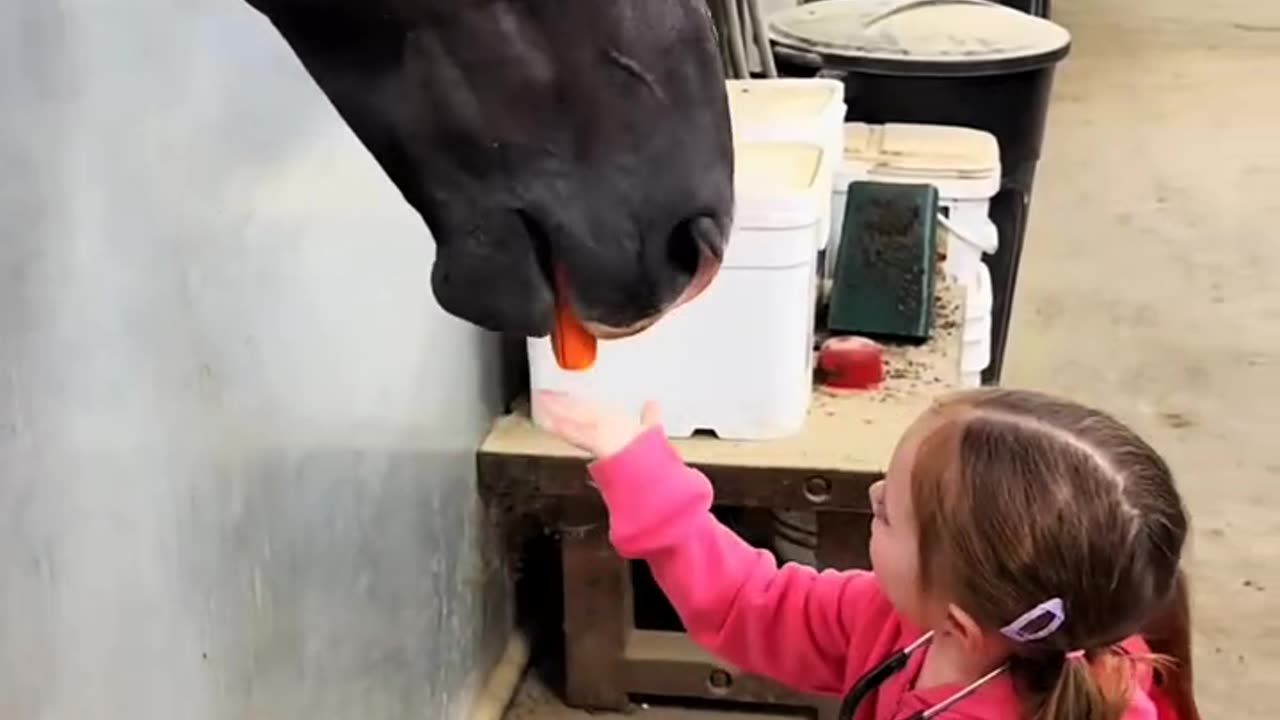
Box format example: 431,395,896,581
588,427,1166,720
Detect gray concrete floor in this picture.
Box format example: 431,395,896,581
506,0,1280,716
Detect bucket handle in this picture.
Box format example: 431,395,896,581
770,44,848,82
771,43,825,70
863,0,1002,27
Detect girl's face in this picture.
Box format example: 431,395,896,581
868,412,941,629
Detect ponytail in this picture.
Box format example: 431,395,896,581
1141,569,1201,720
1014,568,1200,720
1034,652,1130,720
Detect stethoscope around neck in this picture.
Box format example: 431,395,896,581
838,596,1070,719
836,631,1008,720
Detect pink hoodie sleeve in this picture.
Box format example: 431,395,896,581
587,427,887,696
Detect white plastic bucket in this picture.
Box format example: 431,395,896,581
727,78,846,252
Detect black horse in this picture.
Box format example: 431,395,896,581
243,0,734,340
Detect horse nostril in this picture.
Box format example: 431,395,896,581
668,215,724,280
667,215,724,311
667,217,703,284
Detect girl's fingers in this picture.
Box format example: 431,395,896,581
536,392,582,426
534,391,661,457
547,420,591,448
535,391,601,450
546,424,596,453
537,391,597,423
640,401,662,428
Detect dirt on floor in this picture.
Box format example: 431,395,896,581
505,0,1280,717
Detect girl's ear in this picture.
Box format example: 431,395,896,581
945,603,987,654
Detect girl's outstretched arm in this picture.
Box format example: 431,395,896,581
536,393,896,696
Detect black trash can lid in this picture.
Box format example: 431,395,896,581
769,0,1072,77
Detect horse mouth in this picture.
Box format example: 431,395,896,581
521,210,725,343
577,249,721,339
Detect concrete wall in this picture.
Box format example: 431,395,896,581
0,1,510,718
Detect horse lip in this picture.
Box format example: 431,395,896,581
576,243,722,340
583,316,661,339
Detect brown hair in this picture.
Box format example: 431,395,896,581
910,388,1198,720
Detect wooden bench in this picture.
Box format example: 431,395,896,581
477,287,963,719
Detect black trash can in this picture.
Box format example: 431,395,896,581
992,0,1051,16
769,0,1071,383
800,0,1051,17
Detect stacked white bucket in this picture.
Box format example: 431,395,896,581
832,122,1002,389
725,79,848,265
527,79,844,441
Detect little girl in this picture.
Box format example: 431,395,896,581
534,388,1199,720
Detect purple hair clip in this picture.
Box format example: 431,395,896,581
1000,597,1066,643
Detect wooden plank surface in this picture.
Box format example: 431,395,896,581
623,630,841,719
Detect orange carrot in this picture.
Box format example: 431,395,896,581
551,267,597,371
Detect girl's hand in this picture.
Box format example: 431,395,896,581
533,391,661,460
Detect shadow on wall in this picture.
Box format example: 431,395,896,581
0,1,510,719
